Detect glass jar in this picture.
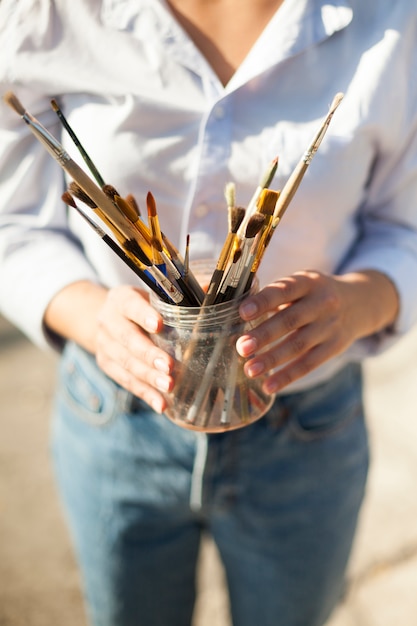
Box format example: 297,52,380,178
150,272,275,433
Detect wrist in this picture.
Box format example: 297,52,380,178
44,280,109,354
337,270,399,339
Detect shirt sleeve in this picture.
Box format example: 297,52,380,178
0,89,100,349
339,56,417,356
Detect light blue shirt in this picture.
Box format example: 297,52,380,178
1,0,417,391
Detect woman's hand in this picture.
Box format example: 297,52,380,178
44,280,174,413
236,269,399,394
95,285,175,413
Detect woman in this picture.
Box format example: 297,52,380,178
1,1,416,624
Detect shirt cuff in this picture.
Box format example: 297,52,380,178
340,246,417,356
0,239,100,350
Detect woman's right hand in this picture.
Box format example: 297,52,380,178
95,285,175,413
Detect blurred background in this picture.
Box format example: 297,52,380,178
1,312,417,626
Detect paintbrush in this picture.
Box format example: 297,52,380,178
224,181,236,212
231,91,342,298
150,237,202,306
68,181,98,209
145,190,165,266
241,93,344,282
220,354,239,426
125,193,141,217
235,188,281,296
102,184,154,258
230,94,344,299
67,181,129,245
216,213,265,303
202,205,245,306
3,92,149,250
116,195,205,304
183,234,190,282
114,188,202,302
62,191,173,302
161,234,205,304
66,183,185,303
50,98,105,187
236,156,278,239
122,239,186,305
104,185,204,304
67,181,153,273
184,331,229,424
271,93,344,230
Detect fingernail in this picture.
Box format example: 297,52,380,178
237,336,258,357
155,376,170,392
151,398,164,414
247,361,264,377
154,357,170,374
264,380,279,394
240,301,258,318
145,316,159,332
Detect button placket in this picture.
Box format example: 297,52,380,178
187,99,232,225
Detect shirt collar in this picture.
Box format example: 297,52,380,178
119,0,353,95
228,0,353,91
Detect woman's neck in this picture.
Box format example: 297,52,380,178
166,0,285,85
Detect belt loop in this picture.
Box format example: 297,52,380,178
189,433,208,512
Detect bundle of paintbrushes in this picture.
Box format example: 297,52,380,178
4,91,343,432
4,92,206,309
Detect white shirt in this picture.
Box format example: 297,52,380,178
1,0,417,392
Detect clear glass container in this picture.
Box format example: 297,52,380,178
150,269,275,433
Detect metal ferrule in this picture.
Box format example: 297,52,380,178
23,112,71,165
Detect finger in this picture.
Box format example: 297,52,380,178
239,273,313,321
98,303,174,372
101,330,174,384
237,298,319,357
259,338,342,394
96,332,174,410
242,323,326,378
107,285,163,334
98,354,169,414
97,320,174,379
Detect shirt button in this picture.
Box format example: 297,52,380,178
213,105,225,119
194,203,209,217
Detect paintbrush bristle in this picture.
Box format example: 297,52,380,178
330,92,344,113
126,194,141,217
151,236,163,253
245,213,265,239
61,191,77,208
123,239,150,266
102,184,140,222
50,99,60,113
102,184,119,199
3,91,26,116
146,191,157,217
230,206,246,233
257,189,280,216
113,194,139,223
68,182,97,208
224,182,236,209
260,156,279,189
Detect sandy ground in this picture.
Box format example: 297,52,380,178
1,314,417,626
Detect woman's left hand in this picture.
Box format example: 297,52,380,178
236,269,399,394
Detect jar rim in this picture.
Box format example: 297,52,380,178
152,270,261,325
150,289,254,326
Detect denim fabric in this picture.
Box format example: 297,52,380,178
51,342,369,626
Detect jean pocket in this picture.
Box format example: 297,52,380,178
286,364,364,442
58,343,124,427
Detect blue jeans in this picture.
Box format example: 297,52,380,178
51,342,369,626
